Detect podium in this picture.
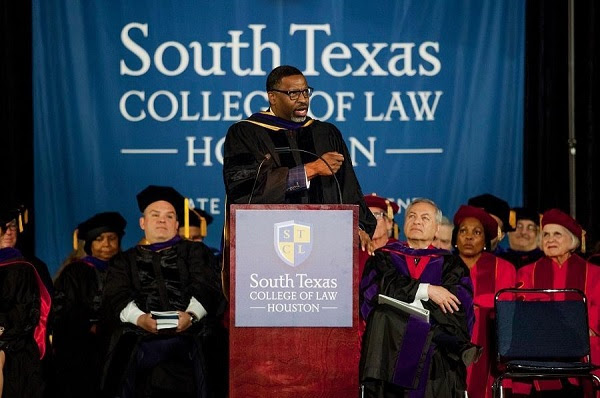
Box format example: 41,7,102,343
228,204,360,398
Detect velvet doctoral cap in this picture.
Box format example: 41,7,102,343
0,205,18,226
364,193,399,219
541,208,586,251
453,205,499,241
183,206,211,239
77,212,127,254
513,207,540,226
137,185,185,220
189,208,213,227
467,193,515,232
0,202,28,233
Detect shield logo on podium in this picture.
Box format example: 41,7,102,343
274,220,313,267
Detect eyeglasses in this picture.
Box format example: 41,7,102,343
1,220,17,234
372,211,388,220
516,223,538,232
270,87,313,101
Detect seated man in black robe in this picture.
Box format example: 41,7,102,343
0,203,51,398
102,185,227,398
498,207,544,269
360,198,477,398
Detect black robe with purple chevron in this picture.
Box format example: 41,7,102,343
223,111,376,236
359,241,474,398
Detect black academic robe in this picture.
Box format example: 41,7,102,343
223,111,376,236
359,243,474,398
0,250,50,398
102,238,227,398
497,247,544,270
52,257,109,398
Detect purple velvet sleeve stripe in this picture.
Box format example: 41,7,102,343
0,247,22,262
360,283,380,319
412,344,433,398
457,276,476,334
285,165,307,192
392,316,432,388
139,235,182,252
360,269,378,291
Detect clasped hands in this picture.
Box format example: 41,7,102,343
136,311,193,334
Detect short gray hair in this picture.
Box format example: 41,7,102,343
439,215,453,228
564,228,581,251
405,198,443,224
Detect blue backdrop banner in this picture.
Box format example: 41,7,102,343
33,0,525,274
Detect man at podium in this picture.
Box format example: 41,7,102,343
222,65,376,243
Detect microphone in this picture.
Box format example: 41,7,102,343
274,147,343,204
247,154,271,204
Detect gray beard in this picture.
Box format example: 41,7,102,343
290,115,307,123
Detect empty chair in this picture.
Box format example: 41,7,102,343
492,288,600,398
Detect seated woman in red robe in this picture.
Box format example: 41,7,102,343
453,205,516,398
517,208,600,393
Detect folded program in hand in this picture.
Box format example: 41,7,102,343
151,311,179,330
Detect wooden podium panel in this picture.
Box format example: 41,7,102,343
229,204,359,398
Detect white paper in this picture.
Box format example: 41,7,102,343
378,294,430,323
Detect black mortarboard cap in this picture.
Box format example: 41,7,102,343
512,207,540,226
76,212,127,254
136,185,185,220
189,208,213,227
0,201,28,233
467,193,515,232
0,206,18,226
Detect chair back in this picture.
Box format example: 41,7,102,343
495,288,590,364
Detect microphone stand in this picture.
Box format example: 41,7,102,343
247,154,272,204
274,147,343,205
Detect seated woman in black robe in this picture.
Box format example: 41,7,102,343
52,212,126,398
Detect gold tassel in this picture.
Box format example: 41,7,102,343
393,223,399,239
73,229,79,250
23,208,29,224
582,230,586,253
18,214,24,233
190,209,208,238
184,198,190,239
385,200,393,220
200,216,207,237
509,209,516,229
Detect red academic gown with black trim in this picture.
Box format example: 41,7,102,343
516,254,600,390
465,252,516,398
